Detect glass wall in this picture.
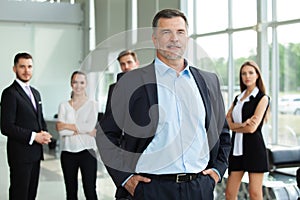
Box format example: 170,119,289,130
187,0,300,147
272,23,300,146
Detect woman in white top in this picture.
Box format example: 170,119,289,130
56,71,98,200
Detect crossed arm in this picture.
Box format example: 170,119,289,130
56,121,97,137
226,95,269,133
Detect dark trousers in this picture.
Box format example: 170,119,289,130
61,149,98,200
9,161,40,200
132,173,215,200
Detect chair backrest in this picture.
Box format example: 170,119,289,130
267,146,300,171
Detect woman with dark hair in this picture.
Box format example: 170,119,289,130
56,71,98,200
225,61,270,200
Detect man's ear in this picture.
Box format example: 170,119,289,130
152,33,158,49
13,65,16,73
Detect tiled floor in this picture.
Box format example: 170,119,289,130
0,134,116,200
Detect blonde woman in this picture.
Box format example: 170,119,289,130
56,71,98,200
225,61,270,200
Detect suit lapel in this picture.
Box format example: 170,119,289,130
31,88,43,129
190,67,211,131
141,63,158,107
140,63,211,131
30,87,39,111
13,81,38,114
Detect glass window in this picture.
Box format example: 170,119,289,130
196,35,229,105
232,30,257,104
187,0,300,150
196,34,228,77
233,30,257,61
275,24,300,146
232,0,256,28
195,0,228,33
277,0,300,21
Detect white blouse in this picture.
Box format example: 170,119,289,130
232,87,259,156
57,99,98,152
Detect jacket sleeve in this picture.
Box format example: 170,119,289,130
1,88,33,144
97,81,132,187
205,72,231,179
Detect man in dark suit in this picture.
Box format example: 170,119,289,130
1,52,52,200
104,50,139,114
297,167,300,200
97,9,231,200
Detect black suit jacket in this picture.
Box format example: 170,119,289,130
104,72,125,114
1,80,47,165
97,62,231,198
104,83,116,114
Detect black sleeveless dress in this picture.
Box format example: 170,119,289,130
228,90,269,173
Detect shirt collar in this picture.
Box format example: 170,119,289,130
16,78,30,88
238,86,259,102
154,57,192,78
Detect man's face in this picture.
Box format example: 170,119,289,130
119,54,139,72
13,58,33,83
152,17,188,61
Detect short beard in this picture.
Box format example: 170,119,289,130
16,73,31,83
158,49,183,60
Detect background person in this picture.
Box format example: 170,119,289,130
104,50,139,114
1,52,52,200
225,60,270,200
102,50,139,200
98,9,231,200
56,71,98,200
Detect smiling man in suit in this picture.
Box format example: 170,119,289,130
98,9,231,200
1,52,52,200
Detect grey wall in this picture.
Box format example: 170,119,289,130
0,1,84,119
94,0,181,44
0,0,181,118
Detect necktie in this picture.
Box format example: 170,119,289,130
25,85,37,110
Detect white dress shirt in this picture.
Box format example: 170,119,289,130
15,79,37,145
135,58,209,174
